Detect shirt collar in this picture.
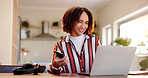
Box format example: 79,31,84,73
64,34,94,42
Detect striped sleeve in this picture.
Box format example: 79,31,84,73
49,42,63,74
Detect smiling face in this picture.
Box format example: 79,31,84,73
70,12,89,36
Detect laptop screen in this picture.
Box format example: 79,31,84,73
90,46,136,76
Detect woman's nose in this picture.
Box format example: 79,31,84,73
81,23,87,28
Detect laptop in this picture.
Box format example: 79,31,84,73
79,46,136,76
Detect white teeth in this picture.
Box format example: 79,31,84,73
78,28,86,32
79,29,84,32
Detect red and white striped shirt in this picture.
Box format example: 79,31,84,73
50,34,100,73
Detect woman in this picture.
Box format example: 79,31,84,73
49,6,101,74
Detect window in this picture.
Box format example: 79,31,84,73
107,27,111,45
102,24,112,45
113,6,148,54
119,14,148,54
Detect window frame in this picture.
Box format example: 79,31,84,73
113,6,148,43
102,24,111,45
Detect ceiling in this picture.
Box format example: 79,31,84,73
18,0,111,10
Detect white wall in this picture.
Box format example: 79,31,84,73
19,8,98,27
20,40,57,62
0,0,18,64
19,8,65,27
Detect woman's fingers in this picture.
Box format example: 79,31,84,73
59,56,67,62
53,56,68,68
58,56,68,66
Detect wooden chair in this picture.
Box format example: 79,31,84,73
0,65,46,73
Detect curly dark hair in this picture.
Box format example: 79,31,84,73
62,6,94,34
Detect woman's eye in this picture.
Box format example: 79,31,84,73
85,22,88,24
78,20,82,23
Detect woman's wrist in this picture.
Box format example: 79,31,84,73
52,65,61,70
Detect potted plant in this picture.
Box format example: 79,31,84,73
21,21,30,38
114,38,132,46
21,21,29,28
138,42,148,71
139,58,148,71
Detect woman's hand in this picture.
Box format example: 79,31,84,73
52,56,68,68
